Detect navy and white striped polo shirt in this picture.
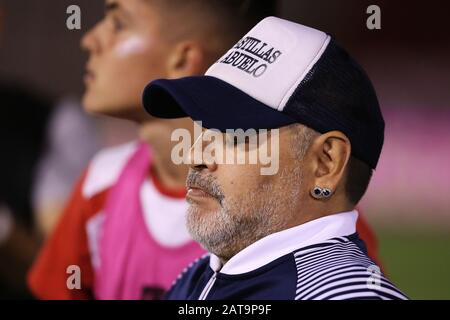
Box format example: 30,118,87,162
165,211,408,300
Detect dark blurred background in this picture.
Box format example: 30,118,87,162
1,0,449,105
0,0,449,299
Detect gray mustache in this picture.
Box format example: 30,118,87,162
186,171,225,204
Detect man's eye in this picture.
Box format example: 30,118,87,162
225,135,249,146
111,16,125,33
225,135,237,146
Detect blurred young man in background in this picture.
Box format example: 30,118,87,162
28,0,278,300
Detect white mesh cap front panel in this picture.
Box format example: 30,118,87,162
205,16,330,111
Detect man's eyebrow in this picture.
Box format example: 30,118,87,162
105,1,119,14
104,1,132,20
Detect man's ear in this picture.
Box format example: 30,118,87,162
165,41,206,79
309,130,351,195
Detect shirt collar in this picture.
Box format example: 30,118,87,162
209,210,359,275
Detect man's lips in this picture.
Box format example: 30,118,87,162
186,187,213,199
83,70,95,84
185,173,223,205
83,65,96,84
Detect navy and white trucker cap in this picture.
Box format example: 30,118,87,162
143,16,385,169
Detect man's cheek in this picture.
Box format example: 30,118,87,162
114,36,149,58
220,173,250,195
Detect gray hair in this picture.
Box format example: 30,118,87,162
288,123,319,160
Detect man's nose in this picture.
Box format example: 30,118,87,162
187,132,217,172
80,21,102,55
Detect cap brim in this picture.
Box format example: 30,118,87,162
142,76,296,131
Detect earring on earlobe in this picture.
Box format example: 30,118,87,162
312,186,323,199
311,186,333,199
321,188,333,198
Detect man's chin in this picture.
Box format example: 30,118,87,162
187,202,221,218
187,207,228,239
81,94,111,116
82,97,144,122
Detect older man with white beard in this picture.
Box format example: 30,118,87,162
143,17,407,300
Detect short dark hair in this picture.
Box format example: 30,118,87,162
198,0,278,38
345,156,373,205
150,0,278,55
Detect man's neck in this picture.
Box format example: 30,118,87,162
139,119,192,190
